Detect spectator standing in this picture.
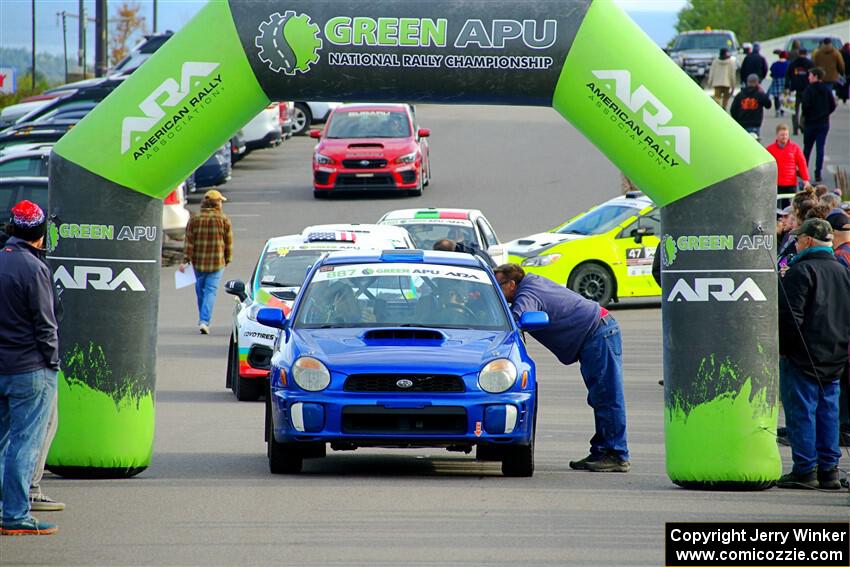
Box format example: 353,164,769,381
812,37,846,90
180,189,233,335
0,201,59,535
708,48,737,109
785,48,814,135
768,52,789,116
730,74,772,139
820,193,844,216
827,212,850,446
765,123,810,193
777,218,850,490
801,67,837,183
787,39,801,65
740,42,768,86
433,239,496,268
494,265,630,473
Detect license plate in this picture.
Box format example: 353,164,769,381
355,173,374,178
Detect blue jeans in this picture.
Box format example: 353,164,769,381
779,358,840,474
194,269,223,325
577,317,629,460
802,122,829,180
0,368,57,523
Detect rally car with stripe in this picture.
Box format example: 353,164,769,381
224,226,414,401
504,192,661,306
377,208,507,265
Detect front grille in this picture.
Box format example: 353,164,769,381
344,374,464,393
342,406,467,434
314,171,331,185
248,345,273,370
335,173,394,187
342,158,387,169
399,170,417,184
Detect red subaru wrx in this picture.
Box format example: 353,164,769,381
310,103,431,198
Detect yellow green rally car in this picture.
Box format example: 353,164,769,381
505,192,661,306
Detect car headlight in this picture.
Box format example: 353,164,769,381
315,153,334,165
292,357,331,391
522,254,562,267
246,302,263,321
395,151,417,164
478,359,517,394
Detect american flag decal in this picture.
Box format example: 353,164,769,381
306,231,357,242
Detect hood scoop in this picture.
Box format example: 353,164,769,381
348,143,384,149
362,328,445,345
517,239,536,245
270,290,297,301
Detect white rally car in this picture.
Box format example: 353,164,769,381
223,225,413,401
377,208,507,265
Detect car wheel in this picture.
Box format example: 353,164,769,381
226,334,237,390
569,263,614,307
422,157,431,187
292,103,312,136
408,171,424,196
268,402,303,474
501,390,537,477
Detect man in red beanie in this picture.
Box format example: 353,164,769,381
766,123,811,193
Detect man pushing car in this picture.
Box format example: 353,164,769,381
494,264,630,472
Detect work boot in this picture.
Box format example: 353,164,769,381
585,454,630,473
776,470,817,489
568,454,602,470
817,467,841,490
29,492,65,512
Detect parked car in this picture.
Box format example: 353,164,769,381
0,120,79,152
230,130,247,165
242,104,282,151
0,149,190,240
13,78,125,125
0,177,48,221
291,102,341,136
783,35,845,56
667,29,740,84
279,102,294,139
224,228,414,401
191,145,232,189
377,208,506,265
310,103,431,198
257,249,547,475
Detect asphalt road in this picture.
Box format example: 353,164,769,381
4,105,848,566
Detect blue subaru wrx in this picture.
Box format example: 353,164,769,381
257,250,548,476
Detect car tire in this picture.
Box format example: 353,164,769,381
226,335,237,390
408,172,424,197
292,103,312,136
568,263,614,307
501,390,537,477
268,403,303,474
233,348,263,402
422,158,431,187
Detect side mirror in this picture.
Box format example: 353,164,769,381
417,128,431,138
257,307,286,329
632,226,653,244
519,311,549,331
308,130,322,139
224,279,247,302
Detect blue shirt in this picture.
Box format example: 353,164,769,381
509,273,600,365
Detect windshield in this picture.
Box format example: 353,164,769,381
790,38,833,53
556,205,638,236
672,34,733,51
326,110,411,139
383,221,477,250
295,263,510,330
256,249,326,289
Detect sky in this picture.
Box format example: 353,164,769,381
0,0,687,62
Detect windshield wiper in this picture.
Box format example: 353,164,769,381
260,281,296,287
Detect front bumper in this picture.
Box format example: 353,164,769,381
270,390,535,447
236,318,278,379
313,163,420,192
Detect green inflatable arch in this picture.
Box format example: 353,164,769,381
47,0,780,488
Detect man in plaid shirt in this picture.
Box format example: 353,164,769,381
180,189,233,334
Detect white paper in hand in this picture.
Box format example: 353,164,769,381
175,265,197,289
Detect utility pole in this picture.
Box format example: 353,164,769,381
60,11,69,83
95,0,108,77
153,0,158,33
78,0,86,71
31,0,36,91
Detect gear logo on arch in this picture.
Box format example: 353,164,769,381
255,11,322,75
